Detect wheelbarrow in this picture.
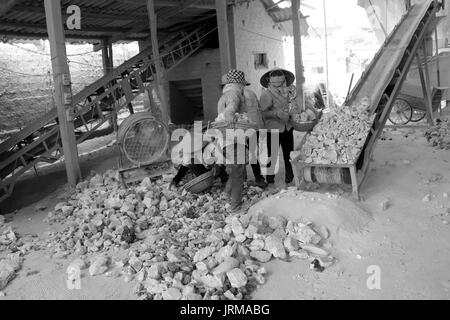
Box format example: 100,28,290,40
388,86,448,125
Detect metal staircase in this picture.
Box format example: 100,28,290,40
0,25,216,202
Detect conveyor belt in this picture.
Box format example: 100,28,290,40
295,0,442,199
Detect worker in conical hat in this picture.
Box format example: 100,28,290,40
259,68,296,185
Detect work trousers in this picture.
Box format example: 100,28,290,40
266,128,294,183
250,131,264,180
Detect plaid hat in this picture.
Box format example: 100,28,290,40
224,70,249,86
221,73,250,86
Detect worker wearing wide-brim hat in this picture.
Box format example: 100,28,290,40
259,68,296,185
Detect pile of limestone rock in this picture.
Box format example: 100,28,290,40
300,98,375,165
425,118,450,150
0,216,30,292
45,170,333,300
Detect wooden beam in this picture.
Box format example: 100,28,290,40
44,0,81,187
13,4,148,22
147,0,170,126
416,51,434,125
0,0,20,17
157,0,203,19
101,39,114,75
0,29,144,41
215,0,236,74
94,0,204,51
0,21,133,34
115,0,216,10
291,0,305,111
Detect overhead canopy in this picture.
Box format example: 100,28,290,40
0,0,308,43
0,0,219,42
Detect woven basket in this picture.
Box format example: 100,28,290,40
184,171,215,194
210,120,257,133
291,119,317,132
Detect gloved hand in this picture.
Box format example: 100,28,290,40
276,109,290,122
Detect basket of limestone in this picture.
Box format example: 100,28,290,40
290,109,319,132
184,170,215,194
211,113,258,134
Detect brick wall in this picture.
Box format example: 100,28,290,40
232,0,287,97
165,48,222,123
0,41,138,132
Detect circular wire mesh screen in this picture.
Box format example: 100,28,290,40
119,115,169,166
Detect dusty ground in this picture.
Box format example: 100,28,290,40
1,124,450,300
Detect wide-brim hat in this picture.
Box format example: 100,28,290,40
260,68,295,88
223,69,250,86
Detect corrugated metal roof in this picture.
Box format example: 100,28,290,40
0,0,299,42
0,0,217,41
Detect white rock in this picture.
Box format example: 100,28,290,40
199,274,224,289
194,247,216,263
244,225,258,239
289,250,310,260
185,293,203,300
212,257,240,277
283,236,299,252
128,256,143,272
293,224,321,245
264,235,287,259
249,239,265,252
215,245,236,263
301,244,329,257
167,252,182,263
89,256,109,276
250,251,272,263
66,258,87,275
231,217,244,235
162,287,182,300
147,264,162,280
423,194,433,202
226,268,247,288
0,260,16,290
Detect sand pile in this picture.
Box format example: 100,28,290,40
249,189,373,256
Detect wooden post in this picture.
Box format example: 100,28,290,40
291,0,305,111
147,0,170,126
421,43,434,124
215,0,236,74
44,0,81,187
434,27,442,115
101,39,114,75
416,50,434,126
322,0,330,108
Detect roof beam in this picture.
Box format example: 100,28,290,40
0,21,134,34
11,4,149,22
93,0,204,51
0,0,21,17
114,0,216,10
0,30,144,41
